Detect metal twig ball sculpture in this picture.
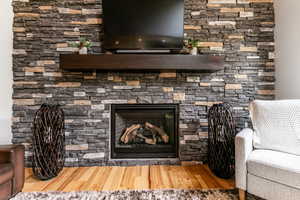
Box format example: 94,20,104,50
32,104,65,180
208,103,236,179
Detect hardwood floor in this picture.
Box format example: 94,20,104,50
23,165,235,192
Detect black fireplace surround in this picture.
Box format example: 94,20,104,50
111,104,179,159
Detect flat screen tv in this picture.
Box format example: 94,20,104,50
103,0,184,51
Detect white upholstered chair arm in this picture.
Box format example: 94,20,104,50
235,128,254,190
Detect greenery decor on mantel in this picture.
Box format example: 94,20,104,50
69,37,92,55
183,34,199,55
188,39,200,56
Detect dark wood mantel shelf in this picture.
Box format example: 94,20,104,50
60,54,224,71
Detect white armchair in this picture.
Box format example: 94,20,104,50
235,100,300,200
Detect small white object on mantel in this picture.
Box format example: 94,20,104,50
190,47,198,56
79,47,88,55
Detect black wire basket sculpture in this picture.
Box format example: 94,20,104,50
32,104,65,180
208,103,236,179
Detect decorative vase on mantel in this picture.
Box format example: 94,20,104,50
69,37,92,55
190,47,198,56
79,47,88,55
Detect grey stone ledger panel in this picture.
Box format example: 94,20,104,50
12,0,275,167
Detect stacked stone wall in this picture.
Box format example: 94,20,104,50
12,0,274,166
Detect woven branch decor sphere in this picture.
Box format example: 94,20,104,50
32,104,65,180
208,103,236,179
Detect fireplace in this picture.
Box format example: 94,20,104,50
110,104,179,159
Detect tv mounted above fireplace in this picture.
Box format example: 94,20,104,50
103,0,184,51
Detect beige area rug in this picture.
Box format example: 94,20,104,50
12,189,262,200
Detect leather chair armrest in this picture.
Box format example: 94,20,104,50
0,145,25,194
0,151,10,164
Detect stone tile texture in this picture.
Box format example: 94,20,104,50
12,0,275,167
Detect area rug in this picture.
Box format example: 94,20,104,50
12,189,261,200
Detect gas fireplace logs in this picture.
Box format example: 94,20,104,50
120,122,169,145
120,124,141,144
145,122,169,143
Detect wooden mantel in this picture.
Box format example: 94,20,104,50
60,54,224,71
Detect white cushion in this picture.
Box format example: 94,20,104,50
247,173,300,200
247,150,300,189
250,100,300,156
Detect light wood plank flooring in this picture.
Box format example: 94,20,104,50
23,165,235,192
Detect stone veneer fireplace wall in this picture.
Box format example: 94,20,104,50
12,0,275,167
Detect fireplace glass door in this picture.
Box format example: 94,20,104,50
111,104,178,159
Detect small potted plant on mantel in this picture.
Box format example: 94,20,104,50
183,34,199,56
188,39,199,55
70,37,92,54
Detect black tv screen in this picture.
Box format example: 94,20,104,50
103,0,184,50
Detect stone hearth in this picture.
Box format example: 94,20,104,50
12,0,275,167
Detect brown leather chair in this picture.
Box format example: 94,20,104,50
0,145,24,200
